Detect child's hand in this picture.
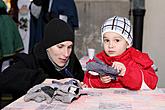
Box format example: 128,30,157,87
100,75,112,83
112,61,126,76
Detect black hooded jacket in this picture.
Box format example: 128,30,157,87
0,18,84,97
0,42,84,96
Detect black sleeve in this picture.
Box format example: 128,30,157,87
0,53,48,96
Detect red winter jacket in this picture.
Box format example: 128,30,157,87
83,47,158,90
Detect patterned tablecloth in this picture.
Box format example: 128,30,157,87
2,87,165,110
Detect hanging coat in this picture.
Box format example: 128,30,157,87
29,0,79,52
0,0,23,60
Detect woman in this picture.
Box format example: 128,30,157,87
0,18,84,98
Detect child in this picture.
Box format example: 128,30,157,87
83,16,158,90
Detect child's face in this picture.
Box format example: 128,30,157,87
103,32,129,57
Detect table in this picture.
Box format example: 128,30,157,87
2,88,165,110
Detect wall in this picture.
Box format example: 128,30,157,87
143,0,165,87
74,0,130,58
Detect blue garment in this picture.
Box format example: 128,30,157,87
29,14,45,52
51,0,79,30
29,0,79,52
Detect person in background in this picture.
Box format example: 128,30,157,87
8,0,19,24
0,0,23,71
83,16,158,90
29,0,79,52
0,18,84,98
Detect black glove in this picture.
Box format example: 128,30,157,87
33,0,44,6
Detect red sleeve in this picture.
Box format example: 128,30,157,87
118,61,143,90
128,49,158,90
118,61,158,90
142,67,158,89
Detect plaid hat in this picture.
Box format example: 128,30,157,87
101,16,133,46
43,18,74,49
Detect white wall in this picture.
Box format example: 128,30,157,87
143,0,165,87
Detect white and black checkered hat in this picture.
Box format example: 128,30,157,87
101,16,133,46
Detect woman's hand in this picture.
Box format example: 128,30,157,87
80,82,88,88
112,61,126,77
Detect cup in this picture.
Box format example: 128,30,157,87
88,48,95,59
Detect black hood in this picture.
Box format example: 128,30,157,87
42,18,74,49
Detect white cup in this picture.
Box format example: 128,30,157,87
88,48,95,59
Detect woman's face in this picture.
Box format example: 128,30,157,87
103,32,129,57
47,41,73,67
